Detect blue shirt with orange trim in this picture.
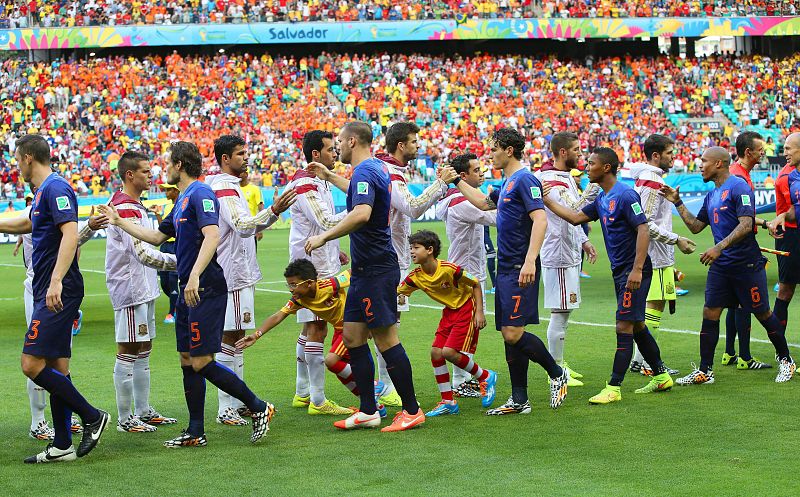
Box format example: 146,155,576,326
397,260,478,310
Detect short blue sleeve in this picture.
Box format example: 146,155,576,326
159,208,176,238
47,182,78,227
489,188,500,206
581,197,599,222
518,174,545,214
350,167,377,208
733,182,755,219
622,190,648,228
697,195,709,224
790,172,800,211
192,189,220,229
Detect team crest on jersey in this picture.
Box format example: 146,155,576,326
440,281,451,289
741,194,752,206
608,200,616,212
357,181,369,195
138,324,148,337
721,190,729,201
243,312,252,324
56,196,71,211
202,199,215,212
35,191,42,204
530,186,542,199
666,282,675,294
505,180,515,193
631,202,643,215
569,293,577,304
181,198,189,210
324,298,336,307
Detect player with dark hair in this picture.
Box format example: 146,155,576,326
101,140,276,447
0,134,110,463
441,127,570,415
544,147,674,404
662,147,795,385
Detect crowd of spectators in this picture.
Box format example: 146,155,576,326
0,1,798,28
1,50,798,198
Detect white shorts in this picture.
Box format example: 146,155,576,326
114,300,156,343
397,267,411,313
296,307,323,324
542,265,581,310
24,284,33,326
224,286,256,331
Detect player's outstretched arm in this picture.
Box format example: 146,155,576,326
98,203,170,246
237,311,289,349
391,173,447,219
132,238,177,271
46,221,79,313
767,209,792,236
0,215,32,235
305,204,371,254
700,216,753,266
77,205,109,245
184,224,219,307
659,185,706,234
542,194,591,225
440,166,495,211
308,162,350,192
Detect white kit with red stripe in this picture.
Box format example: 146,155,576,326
630,162,677,269
435,188,496,283
534,166,590,269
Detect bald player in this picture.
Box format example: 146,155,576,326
662,147,795,385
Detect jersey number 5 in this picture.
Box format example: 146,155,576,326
190,322,201,342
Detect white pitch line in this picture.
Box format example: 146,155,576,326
0,263,106,275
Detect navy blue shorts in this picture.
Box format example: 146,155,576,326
612,266,652,322
344,269,400,329
175,292,226,356
776,228,800,285
23,297,82,359
494,264,540,331
705,262,769,313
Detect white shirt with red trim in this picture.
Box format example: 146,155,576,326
436,188,496,282
630,162,677,269
535,168,590,268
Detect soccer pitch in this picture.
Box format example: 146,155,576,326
0,221,797,496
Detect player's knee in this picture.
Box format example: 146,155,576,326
430,347,443,361
777,284,796,301
500,327,522,344
702,307,722,320
442,347,460,363
117,342,142,355
615,321,634,334
222,330,243,344
754,311,772,322
140,341,153,352
20,356,44,379
324,353,338,369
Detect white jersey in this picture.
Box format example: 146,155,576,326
105,191,176,310
436,188,496,282
534,167,594,268
378,155,447,271
630,162,678,269
205,173,277,292
286,168,344,278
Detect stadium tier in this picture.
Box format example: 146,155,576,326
1,1,799,27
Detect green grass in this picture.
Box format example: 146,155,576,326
1,221,798,496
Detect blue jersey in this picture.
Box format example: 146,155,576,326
696,175,760,268
787,169,800,213
346,157,398,275
159,180,227,296
29,173,84,300
582,181,651,271
488,168,545,272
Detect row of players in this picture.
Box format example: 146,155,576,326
4,124,799,463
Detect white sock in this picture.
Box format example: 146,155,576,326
230,346,245,410
113,353,137,422
295,334,310,397
133,350,151,417
451,352,474,387
547,310,570,364
28,378,47,429
305,341,326,406
215,343,236,415
372,342,395,392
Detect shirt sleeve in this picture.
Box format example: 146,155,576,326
790,176,800,211
333,269,351,290
279,298,303,315
397,273,417,296
454,266,479,288
581,197,600,222
622,190,648,229
488,188,500,207
193,190,220,229
158,208,176,238
697,195,710,224
350,167,377,208
519,174,545,214
733,182,755,218
295,181,342,231
48,183,78,226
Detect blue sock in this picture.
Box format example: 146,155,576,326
699,319,720,372
758,313,791,361
610,333,634,386
348,344,377,415
50,393,72,450
724,308,737,356
32,367,99,424
505,342,530,404
381,344,419,415
632,326,664,375
735,308,752,361
513,332,562,379
197,361,266,414
774,297,790,333
182,366,206,436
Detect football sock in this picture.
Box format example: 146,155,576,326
432,357,454,402
635,307,664,367
452,351,489,382
724,308,737,356
348,344,377,415
215,343,236,414
133,350,151,417
547,310,570,364
373,342,396,393
182,365,206,436
113,353,137,422
773,297,790,333
327,359,360,396
28,377,47,429
50,393,72,450
632,327,665,375
610,333,634,386
758,313,791,361
699,318,721,372
304,341,327,406
505,342,529,404
513,332,563,379
451,351,473,387
232,345,245,410
32,367,100,424
735,308,753,361
197,361,266,414
382,344,420,415
295,334,310,397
